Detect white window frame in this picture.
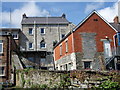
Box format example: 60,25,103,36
12,32,18,39
60,45,62,56
65,41,68,53
29,42,33,49
40,42,46,48
29,28,33,35
0,43,3,54
0,66,5,76
40,28,45,34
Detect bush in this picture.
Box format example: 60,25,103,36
97,80,120,89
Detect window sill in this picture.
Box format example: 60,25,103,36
29,48,34,50
0,74,5,77
41,34,45,35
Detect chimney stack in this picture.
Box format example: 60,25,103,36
113,16,119,24
23,13,27,18
62,13,66,18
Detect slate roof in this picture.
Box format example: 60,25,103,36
21,17,70,24
110,23,120,32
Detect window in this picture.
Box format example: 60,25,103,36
40,28,45,34
61,34,65,39
84,62,91,69
29,28,33,35
0,67,5,76
29,42,33,49
60,45,62,56
12,32,18,39
0,43,3,53
65,41,68,53
40,42,46,48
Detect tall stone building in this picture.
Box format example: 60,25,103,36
20,13,75,69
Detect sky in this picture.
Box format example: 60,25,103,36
0,0,119,28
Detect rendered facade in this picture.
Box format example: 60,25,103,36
20,14,75,69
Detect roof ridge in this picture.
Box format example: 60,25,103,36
26,16,63,18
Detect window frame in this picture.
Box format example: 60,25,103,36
84,61,91,69
0,43,3,54
29,28,33,35
65,41,68,53
29,42,33,49
40,42,46,48
0,66,5,76
40,28,45,34
60,45,62,56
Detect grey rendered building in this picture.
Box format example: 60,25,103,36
20,14,75,70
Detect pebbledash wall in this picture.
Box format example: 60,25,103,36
54,11,117,71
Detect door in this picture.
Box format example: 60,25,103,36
104,40,112,58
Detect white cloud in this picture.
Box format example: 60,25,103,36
98,2,118,22
1,2,50,27
85,2,104,14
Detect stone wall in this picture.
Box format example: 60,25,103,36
16,69,70,88
16,69,120,88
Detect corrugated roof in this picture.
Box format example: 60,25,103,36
21,17,70,24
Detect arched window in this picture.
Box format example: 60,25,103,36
40,39,46,48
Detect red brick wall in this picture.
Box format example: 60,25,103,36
54,33,73,61
54,13,116,61
73,13,116,52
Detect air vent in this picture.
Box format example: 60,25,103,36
93,19,98,21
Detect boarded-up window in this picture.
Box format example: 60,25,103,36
81,33,96,59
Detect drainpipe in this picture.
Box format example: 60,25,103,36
113,34,117,70
113,34,117,55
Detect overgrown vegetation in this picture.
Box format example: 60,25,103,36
97,80,120,89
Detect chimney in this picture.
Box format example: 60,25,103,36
23,13,27,18
62,13,66,18
113,16,119,24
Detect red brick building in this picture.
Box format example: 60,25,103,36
54,11,117,70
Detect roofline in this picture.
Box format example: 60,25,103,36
21,23,70,25
53,10,118,49
73,10,118,32
53,31,72,49
0,28,21,30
